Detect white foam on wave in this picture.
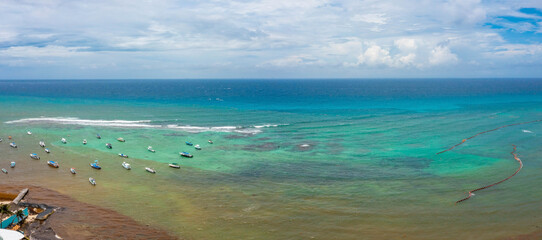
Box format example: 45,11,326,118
166,124,262,134
6,117,284,134
254,124,288,128
522,129,533,133
5,117,156,128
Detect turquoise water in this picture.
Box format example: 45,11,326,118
2,79,542,239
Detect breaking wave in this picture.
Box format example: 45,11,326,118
6,117,156,128
5,117,284,134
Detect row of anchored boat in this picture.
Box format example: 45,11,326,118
2,132,208,186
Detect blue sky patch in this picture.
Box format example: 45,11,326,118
519,8,542,17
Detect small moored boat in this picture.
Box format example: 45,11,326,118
195,144,201,150
96,134,101,139
169,163,180,168
90,161,102,170
0,138,3,142
47,161,59,168
45,148,51,153
30,153,40,160
83,139,87,145
117,137,125,142
1,168,7,174
185,141,193,146
61,138,67,144
89,177,96,186
9,142,17,148
105,143,112,149
39,141,46,147
179,152,193,158
70,168,76,174
27,131,32,135
10,162,15,168
122,162,131,170
208,140,213,144
118,153,129,158
148,146,155,153
145,167,156,174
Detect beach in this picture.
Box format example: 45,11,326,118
0,185,176,239
2,79,542,239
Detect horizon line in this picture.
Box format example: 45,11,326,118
1,77,542,81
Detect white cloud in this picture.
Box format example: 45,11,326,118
263,55,324,67
398,53,417,65
352,44,417,68
394,38,417,52
351,13,388,24
0,0,541,78
429,46,458,65
444,0,487,25
357,45,392,66
325,39,363,55
494,44,542,56
0,45,90,58
0,31,17,43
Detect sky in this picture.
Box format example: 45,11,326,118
0,0,542,79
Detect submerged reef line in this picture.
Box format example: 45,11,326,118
436,119,542,155
436,119,538,204
454,145,523,204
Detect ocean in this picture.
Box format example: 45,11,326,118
1,79,542,239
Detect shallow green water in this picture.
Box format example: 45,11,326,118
2,80,542,239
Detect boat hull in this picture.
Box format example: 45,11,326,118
47,161,59,168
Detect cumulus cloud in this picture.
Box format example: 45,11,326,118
357,45,393,66
351,44,418,68
429,46,458,65
394,38,417,52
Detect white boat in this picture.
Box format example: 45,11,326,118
27,131,32,135
0,138,2,142
39,141,46,147
118,153,129,158
30,153,40,160
10,162,15,168
47,161,59,168
70,168,76,174
89,177,96,185
148,146,155,153
1,168,7,174
83,139,87,145
169,163,180,169
179,152,193,158
122,162,131,170
145,167,156,174
106,143,112,149
195,144,202,150
9,142,17,148
117,137,125,142
61,138,67,144
45,148,51,153
208,140,213,144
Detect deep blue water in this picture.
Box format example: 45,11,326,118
2,79,542,111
